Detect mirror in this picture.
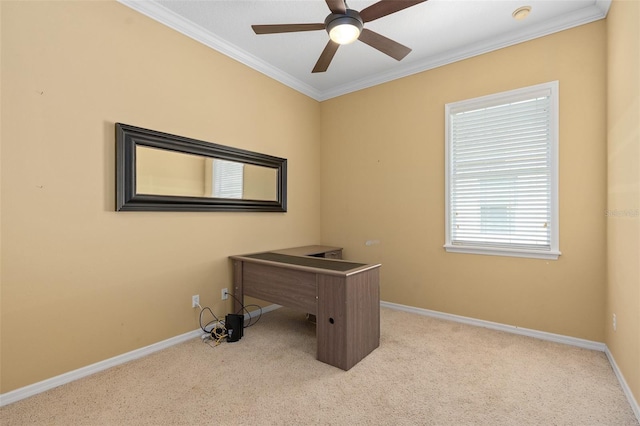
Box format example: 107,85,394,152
116,123,287,212
135,146,278,201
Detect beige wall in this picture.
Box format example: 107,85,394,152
320,22,607,341
606,0,640,407
1,0,637,410
0,1,321,393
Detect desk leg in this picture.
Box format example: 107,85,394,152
232,260,244,314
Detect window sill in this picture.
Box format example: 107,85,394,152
443,244,561,260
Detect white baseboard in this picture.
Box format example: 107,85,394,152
244,303,281,319
381,300,639,423
605,346,640,421
0,329,202,407
380,300,606,351
0,304,282,407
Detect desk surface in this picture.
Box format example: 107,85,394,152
230,246,380,277
242,252,365,271
273,245,342,257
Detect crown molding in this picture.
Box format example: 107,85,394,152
118,0,611,102
319,0,612,100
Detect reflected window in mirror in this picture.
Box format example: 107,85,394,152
208,159,244,199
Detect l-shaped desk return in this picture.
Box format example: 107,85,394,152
230,246,381,370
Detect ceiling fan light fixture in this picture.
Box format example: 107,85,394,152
326,11,363,45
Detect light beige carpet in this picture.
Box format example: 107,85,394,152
1,306,637,425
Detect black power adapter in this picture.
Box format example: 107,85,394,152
225,314,244,342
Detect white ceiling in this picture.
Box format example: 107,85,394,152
118,0,611,101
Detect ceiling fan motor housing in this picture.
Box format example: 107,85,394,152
325,9,364,44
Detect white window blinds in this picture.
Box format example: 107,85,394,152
212,159,244,199
445,82,560,259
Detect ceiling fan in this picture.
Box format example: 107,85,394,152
251,0,428,73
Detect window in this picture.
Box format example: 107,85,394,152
444,81,560,260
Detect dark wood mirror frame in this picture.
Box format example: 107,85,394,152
115,123,287,212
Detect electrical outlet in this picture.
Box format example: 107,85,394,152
221,288,229,300
192,294,200,308
613,313,617,331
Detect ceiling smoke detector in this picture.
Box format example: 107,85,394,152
512,6,532,20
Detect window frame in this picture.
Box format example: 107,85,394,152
444,81,561,260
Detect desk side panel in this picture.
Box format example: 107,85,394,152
243,262,317,314
345,268,380,367
317,268,380,370
316,276,347,369
232,260,244,313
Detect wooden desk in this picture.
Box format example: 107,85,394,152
230,246,381,370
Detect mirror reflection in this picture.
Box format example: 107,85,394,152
136,146,278,201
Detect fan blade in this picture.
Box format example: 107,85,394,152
312,41,340,73
358,28,411,61
325,0,346,14
360,0,428,23
252,23,325,34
